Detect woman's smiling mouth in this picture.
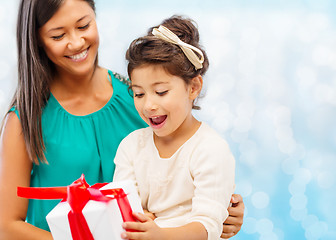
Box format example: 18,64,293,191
67,47,89,62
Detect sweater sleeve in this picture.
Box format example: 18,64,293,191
113,132,137,185
187,136,235,240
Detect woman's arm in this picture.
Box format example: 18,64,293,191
221,194,245,239
0,113,53,240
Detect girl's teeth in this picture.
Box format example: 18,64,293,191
150,116,167,125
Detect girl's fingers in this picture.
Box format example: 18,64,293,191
143,209,156,220
132,212,150,222
121,232,144,240
121,231,146,240
123,221,145,231
122,212,151,231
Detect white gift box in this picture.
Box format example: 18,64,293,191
46,180,143,240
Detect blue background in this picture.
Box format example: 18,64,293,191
0,0,335,239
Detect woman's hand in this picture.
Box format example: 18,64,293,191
221,194,245,239
121,212,163,240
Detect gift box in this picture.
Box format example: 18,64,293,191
17,175,143,240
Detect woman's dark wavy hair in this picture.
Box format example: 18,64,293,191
5,0,96,164
126,15,209,110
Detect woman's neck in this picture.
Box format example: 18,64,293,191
51,66,102,98
49,66,113,116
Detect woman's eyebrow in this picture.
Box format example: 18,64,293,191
76,15,89,23
47,15,89,32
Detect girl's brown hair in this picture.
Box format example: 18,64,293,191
6,0,96,164
126,15,209,110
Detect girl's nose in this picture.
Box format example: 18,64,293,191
144,97,158,112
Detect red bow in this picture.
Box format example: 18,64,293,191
17,174,136,240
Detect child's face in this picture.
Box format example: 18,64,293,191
38,0,99,77
131,65,199,138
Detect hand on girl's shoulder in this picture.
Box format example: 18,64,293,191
195,123,232,152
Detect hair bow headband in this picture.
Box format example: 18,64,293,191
152,25,204,70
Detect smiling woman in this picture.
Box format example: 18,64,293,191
0,0,147,239
38,0,99,76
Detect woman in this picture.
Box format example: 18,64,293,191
0,0,244,239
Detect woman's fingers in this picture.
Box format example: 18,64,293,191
221,193,245,238
221,231,235,239
230,194,244,207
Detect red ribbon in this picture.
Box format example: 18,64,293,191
17,174,136,240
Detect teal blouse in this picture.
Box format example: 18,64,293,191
12,71,147,231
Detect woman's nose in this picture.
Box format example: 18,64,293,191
67,32,85,51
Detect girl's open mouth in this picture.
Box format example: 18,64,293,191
150,115,167,127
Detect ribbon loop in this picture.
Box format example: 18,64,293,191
152,25,204,70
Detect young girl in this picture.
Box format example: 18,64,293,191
113,16,236,240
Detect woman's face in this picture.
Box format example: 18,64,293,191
38,0,99,77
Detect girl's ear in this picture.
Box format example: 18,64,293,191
189,75,203,100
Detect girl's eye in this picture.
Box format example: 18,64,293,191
51,33,65,40
156,90,168,96
134,93,144,98
78,23,90,30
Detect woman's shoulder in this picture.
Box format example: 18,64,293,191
108,70,131,86
1,111,24,143
107,70,133,101
8,106,20,119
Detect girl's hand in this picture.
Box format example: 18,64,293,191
221,194,245,239
143,209,156,220
121,212,164,240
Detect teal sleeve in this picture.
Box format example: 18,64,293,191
9,106,20,119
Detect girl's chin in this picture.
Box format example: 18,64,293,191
153,128,173,138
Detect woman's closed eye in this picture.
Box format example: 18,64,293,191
51,33,65,40
78,22,90,30
156,90,168,96
51,22,90,40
